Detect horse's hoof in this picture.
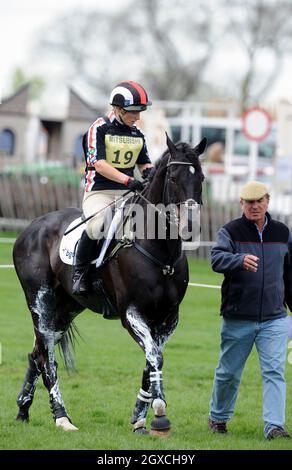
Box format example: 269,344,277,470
134,427,149,435
56,417,79,431
150,428,171,437
150,416,171,437
16,411,29,422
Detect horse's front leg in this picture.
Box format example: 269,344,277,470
130,360,152,434
126,305,176,435
149,314,179,434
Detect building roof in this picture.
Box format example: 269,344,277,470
0,83,100,122
0,83,30,116
67,88,98,121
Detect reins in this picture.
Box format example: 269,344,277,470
98,151,203,277
127,158,200,276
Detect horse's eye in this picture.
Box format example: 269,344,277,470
170,177,176,184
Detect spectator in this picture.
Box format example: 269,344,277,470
208,180,292,440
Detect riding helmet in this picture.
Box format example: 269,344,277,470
109,80,152,112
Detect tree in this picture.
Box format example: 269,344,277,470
120,0,215,100
222,0,292,111
35,0,215,102
10,67,45,101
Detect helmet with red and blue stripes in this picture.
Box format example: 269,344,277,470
109,80,152,112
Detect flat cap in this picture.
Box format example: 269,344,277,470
239,181,268,201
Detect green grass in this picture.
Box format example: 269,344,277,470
0,236,291,450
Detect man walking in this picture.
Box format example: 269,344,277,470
208,181,292,440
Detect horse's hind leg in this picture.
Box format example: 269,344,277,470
16,351,41,422
32,286,78,431
16,282,78,431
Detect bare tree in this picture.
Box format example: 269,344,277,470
121,0,215,100
222,0,292,111
34,0,215,102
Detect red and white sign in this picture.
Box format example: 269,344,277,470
242,107,272,142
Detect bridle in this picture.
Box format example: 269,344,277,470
164,160,196,205
119,155,203,277
126,158,202,228
162,158,202,225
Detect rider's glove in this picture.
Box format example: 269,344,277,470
126,178,145,192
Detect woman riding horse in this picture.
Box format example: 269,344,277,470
72,80,153,296
13,132,206,434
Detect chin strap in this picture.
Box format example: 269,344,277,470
114,109,127,126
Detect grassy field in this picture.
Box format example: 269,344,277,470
0,233,291,450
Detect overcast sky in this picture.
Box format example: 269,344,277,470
0,0,124,99
1,0,292,105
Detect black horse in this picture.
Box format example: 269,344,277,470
13,134,206,434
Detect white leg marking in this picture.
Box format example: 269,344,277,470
126,306,159,369
152,398,166,416
134,418,146,430
50,380,65,407
56,417,79,431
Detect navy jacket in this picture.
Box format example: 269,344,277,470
83,113,151,192
211,213,292,321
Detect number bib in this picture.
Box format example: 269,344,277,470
105,134,143,168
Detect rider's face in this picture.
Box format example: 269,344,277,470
117,108,141,127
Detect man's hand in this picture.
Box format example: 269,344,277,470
243,254,259,272
126,179,145,192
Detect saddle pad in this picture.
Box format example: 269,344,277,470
59,203,126,267
59,217,84,265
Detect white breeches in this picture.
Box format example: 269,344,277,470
82,190,128,240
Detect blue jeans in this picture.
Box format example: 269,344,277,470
209,317,288,437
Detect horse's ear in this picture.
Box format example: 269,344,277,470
193,137,207,156
166,132,177,157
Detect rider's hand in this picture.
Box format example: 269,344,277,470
126,179,145,192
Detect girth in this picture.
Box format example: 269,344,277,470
132,242,176,276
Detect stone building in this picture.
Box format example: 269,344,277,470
0,84,99,169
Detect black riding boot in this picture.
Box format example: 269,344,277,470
72,231,96,295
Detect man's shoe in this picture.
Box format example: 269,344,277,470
208,418,227,434
266,427,291,440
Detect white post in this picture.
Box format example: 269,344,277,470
249,140,258,181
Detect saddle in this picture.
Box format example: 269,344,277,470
60,201,133,267
60,203,134,320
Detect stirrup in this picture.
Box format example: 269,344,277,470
72,270,88,295
92,278,119,319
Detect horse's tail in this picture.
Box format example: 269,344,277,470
58,321,81,371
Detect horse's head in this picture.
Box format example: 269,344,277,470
164,133,206,205
163,133,206,241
